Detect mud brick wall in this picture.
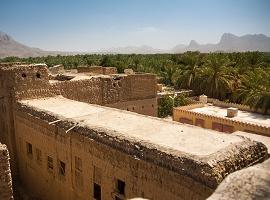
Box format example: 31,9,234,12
51,78,103,105
54,74,157,106
14,104,268,200
77,66,117,75
129,74,157,100
14,109,213,200
103,67,117,75
0,143,13,200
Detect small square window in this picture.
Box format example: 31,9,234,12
116,179,125,195
47,156,53,171
59,160,66,176
26,142,33,156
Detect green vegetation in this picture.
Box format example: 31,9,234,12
158,94,191,118
1,52,270,113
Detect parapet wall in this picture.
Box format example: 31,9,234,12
0,143,13,200
207,98,270,115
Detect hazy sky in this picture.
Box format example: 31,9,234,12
1,0,270,51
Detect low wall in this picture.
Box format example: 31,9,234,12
77,66,117,75
106,98,157,117
207,98,270,115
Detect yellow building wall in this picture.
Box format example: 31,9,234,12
14,111,212,200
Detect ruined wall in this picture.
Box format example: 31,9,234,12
1,64,57,100
77,66,117,75
173,107,270,136
48,65,65,74
51,79,103,105
0,143,13,200
106,98,157,117
103,67,117,75
51,74,157,116
1,64,157,116
14,110,213,200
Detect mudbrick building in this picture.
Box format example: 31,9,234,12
0,63,269,200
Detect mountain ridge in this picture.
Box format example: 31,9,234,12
172,33,270,53
1,31,270,57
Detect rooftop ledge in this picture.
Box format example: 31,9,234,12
17,96,268,189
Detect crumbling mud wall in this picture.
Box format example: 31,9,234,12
0,143,13,200
0,64,57,100
0,63,157,118
13,103,268,200
52,73,157,116
106,98,157,116
77,66,117,75
51,78,103,105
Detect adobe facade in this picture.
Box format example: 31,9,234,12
173,97,270,137
15,96,268,200
0,63,269,200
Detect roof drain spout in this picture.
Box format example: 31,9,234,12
48,119,62,125
65,123,78,133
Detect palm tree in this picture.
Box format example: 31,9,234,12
244,51,267,71
197,53,233,100
172,51,202,89
160,60,178,86
236,68,270,113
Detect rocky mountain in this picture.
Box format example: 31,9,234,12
172,33,270,53
0,31,78,58
1,31,270,57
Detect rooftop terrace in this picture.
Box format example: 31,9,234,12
191,105,270,127
20,96,244,156
18,96,268,188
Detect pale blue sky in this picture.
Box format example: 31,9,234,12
1,0,270,51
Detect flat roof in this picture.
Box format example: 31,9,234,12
191,105,270,127
233,131,270,153
20,96,245,156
